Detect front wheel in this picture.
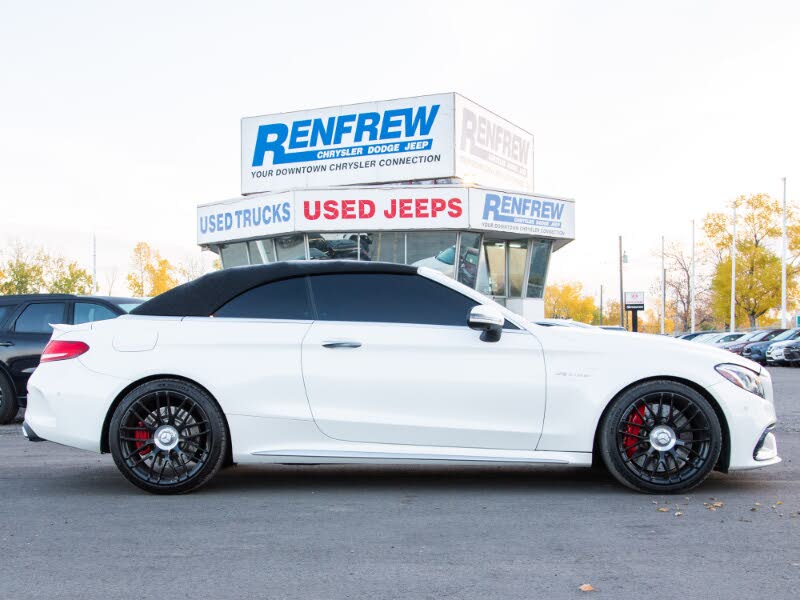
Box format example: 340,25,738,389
109,379,227,494
598,380,722,494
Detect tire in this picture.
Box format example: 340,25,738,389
0,373,17,425
598,380,722,494
109,379,227,494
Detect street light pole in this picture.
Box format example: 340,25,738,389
618,236,624,328
782,177,787,328
600,284,604,326
730,202,737,333
691,219,696,333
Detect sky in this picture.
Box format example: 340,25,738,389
1,0,799,302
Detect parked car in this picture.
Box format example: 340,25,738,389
766,338,800,366
677,331,712,341
782,340,800,365
704,332,747,345
24,261,780,495
0,294,143,424
722,329,786,355
743,328,800,364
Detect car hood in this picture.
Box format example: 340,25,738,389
529,325,764,374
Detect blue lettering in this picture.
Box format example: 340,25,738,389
200,216,208,234
333,113,357,144
288,119,311,149
380,109,404,139
310,117,335,146
281,201,291,222
483,193,502,219
406,104,439,137
354,112,380,142
252,123,288,167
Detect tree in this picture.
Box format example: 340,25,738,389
545,282,597,323
703,194,799,328
126,242,178,297
46,257,93,295
0,243,46,294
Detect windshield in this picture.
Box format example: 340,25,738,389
435,246,456,265
772,328,799,341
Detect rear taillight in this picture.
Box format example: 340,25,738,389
40,340,89,363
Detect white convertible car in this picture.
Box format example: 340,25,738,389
23,261,780,494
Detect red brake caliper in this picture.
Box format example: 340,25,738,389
134,421,150,455
623,406,646,457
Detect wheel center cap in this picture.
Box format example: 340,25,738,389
154,425,180,451
650,425,676,451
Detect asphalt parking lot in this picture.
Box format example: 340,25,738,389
2,369,799,599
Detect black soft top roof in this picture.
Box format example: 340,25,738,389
130,260,417,317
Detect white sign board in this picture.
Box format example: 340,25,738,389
197,192,294,244
624,291,645,310
241,94,455,194
294,186,468,232
455,95,534,192
468,189,575,239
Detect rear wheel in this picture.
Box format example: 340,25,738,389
109,379,227,494
0,373,17,425
599,380,722,494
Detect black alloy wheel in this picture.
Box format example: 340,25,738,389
109,379,227,494
599,380,722,493
0,373,17,425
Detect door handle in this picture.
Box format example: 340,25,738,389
322,340,362,349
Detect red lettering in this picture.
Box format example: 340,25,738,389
359,199,375,219
304,200,321,220
384,199,397,219
447,198,463,218
431,198,446,217
341,199,356,219
323,200,339,219
399,198,413,218
415,198,429,218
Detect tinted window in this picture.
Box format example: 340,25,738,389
0,305,15,328
310,273,477,326
74,302,118,325
214,277,312,320
15,303,66,334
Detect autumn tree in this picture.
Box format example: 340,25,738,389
703,193,799,328
126,242,178,297
545,282,597,323
0,243,93,295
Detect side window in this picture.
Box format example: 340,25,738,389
0,305,15,329
14,303,67,334
214,277,312,320
74,302,118,325
309,273,478,327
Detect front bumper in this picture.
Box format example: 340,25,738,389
21,421,45,442
709,378,781,471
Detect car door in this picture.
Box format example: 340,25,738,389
301,272,546,451
5,302,67,396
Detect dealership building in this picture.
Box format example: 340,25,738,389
197,93,575,320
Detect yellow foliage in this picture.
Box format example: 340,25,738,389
545,282,597,323
127,242,178,297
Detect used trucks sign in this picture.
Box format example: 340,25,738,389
241,94,534,194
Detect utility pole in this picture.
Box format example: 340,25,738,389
691,219,696,333
782,177,787,328
730,202,737,333
660,235,665,335
618,236,624,328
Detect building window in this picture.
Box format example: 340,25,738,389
274,234,307,261
370,232,405,263
508,241,528,297
219,242,250,268
457,232,482,289
248,240,276,264
526,239,552,299
306,233,365,260
477,240,507,297
405,231,459,277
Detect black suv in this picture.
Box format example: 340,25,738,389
0,294,143,424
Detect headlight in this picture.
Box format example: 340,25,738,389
715,363,765,398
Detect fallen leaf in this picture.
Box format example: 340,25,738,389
776,501,784,505
579,584,595,592
657,507,670,512
754,502,762,506
750,507,758,512
674,511,684,517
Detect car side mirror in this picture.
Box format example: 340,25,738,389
468,305,504,342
